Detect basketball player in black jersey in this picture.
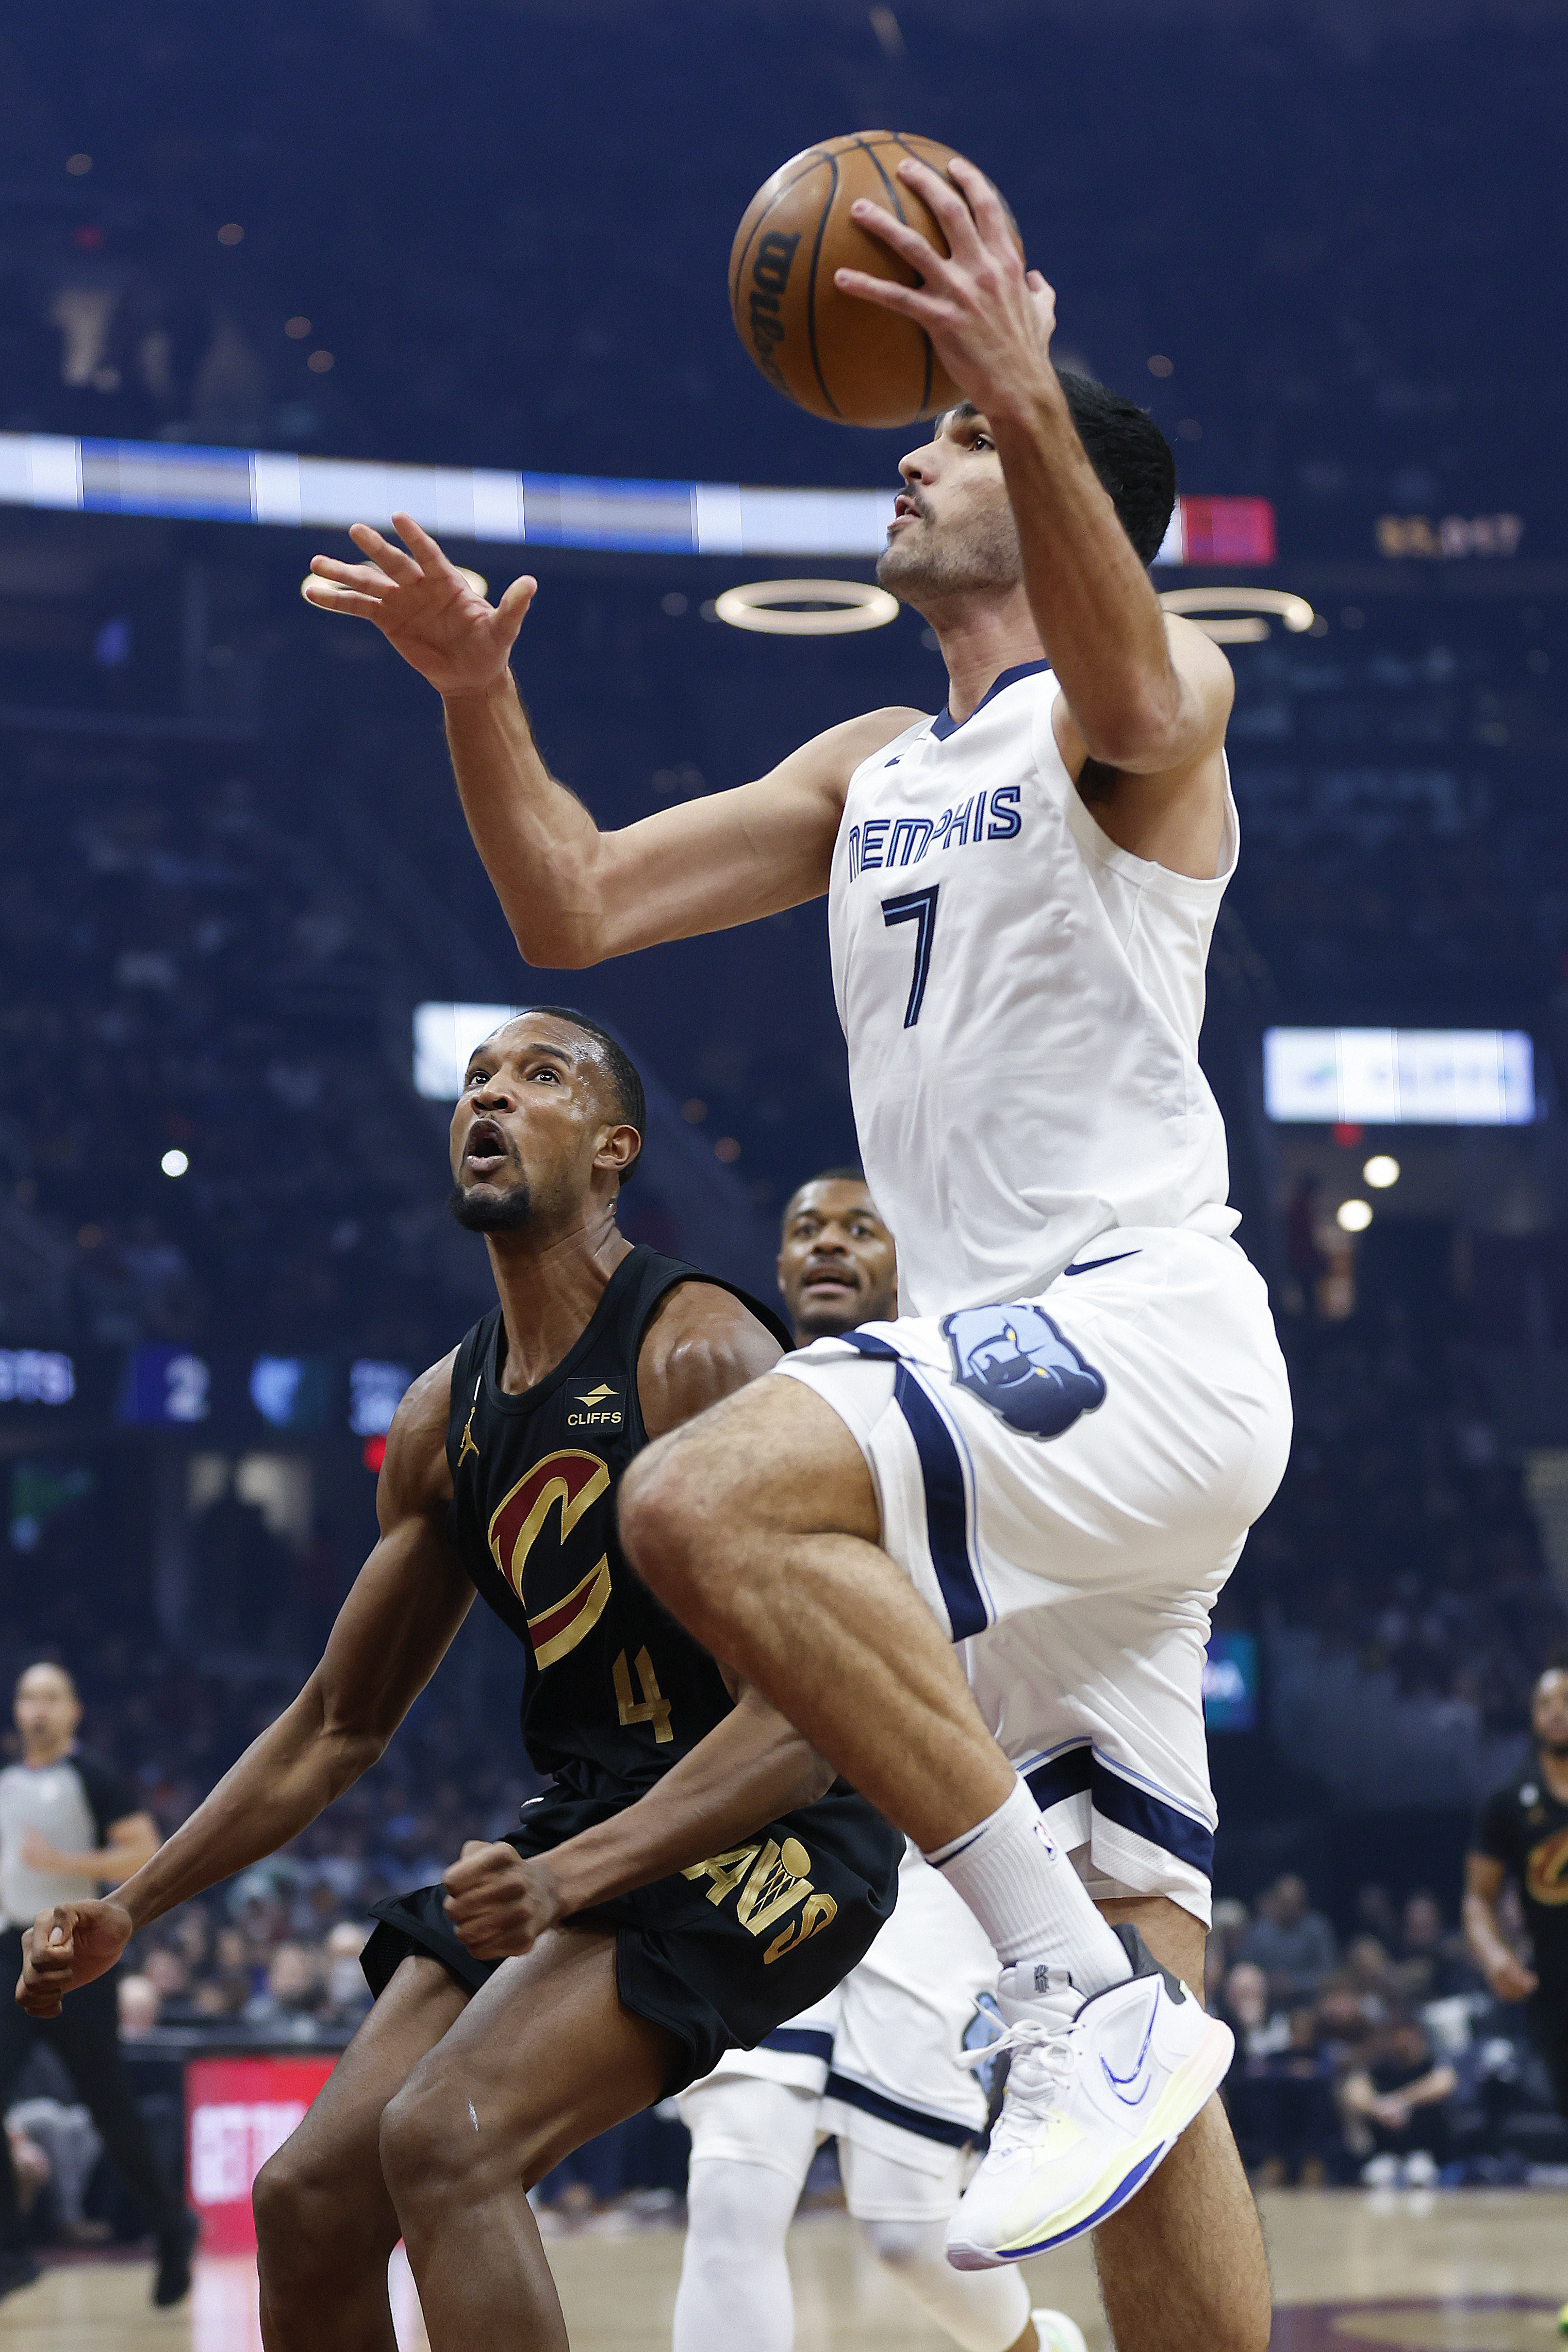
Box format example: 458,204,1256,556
18,1008,900,2352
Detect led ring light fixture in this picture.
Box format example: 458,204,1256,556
1158,585,1316,644
713,579,900,636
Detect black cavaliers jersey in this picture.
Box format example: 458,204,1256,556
1476,1767,1568,1991
445,1245,790,1799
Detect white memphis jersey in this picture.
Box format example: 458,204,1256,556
829,661,1240,1318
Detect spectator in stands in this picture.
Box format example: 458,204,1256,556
242,1942,325,2037
1314,1973,1379,2067
1393,1890,1477,2001
117,1977,160,2040
1345,1935,1395,2013
1236,1874,1339,2001
1221,1963,1337,2183
1339,2014,1458,2185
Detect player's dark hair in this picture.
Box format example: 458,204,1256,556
522,1005,646,1185
780,1166,870,1235
1055,371,1177,567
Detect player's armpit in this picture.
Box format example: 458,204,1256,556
1052,615,1234,881
636,1282,784,1439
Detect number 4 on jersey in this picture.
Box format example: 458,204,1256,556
614,1646,673,1743
881,883,939,1028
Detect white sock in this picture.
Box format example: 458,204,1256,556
925,1776,1131,1994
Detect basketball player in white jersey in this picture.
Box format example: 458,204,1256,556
675,1172,1086,2352
303,151,1291,2351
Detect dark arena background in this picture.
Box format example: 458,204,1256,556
1,2,1567,2345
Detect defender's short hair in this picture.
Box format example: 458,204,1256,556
780,1166,873,1236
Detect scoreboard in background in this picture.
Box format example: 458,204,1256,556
115,1347,411,1437
1263,1028,1534,1127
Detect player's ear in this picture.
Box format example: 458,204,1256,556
599,1122,640,1180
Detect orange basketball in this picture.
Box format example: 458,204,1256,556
729,130,1022,429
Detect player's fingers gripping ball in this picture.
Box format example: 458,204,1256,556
729,130,1021,425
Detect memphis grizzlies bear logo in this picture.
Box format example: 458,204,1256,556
940,1304,1106,1438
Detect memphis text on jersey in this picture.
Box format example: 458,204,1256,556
844,784,1021,883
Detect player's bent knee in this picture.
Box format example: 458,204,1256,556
855,2213,933,2268
378,2078,468,2214
253,2141,347,2274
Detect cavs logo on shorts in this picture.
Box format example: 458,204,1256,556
941,1303,1106,1439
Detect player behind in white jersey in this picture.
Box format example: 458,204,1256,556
674,1171,1086,2352
302,154,1291,2351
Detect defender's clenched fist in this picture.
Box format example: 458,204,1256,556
441,1840,566,1961
16,1898,133,2018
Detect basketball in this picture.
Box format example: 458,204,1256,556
728,130,1023,428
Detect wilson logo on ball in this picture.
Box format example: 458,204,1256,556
728,130,1022,428
748,232,801,387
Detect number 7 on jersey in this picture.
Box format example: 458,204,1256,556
881,884,939,1029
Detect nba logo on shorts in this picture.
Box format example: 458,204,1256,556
940,1304,1106,1438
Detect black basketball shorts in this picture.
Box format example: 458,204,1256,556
362,1779,901,2092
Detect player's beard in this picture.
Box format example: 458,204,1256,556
448,1175,533,1232
876,492,1023,610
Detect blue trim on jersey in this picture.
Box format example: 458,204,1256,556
930,657,1052,742
833,1334,989,1642
894,1364,989,1641
824,2068,980,2150
761,2026,835,2062
1025,1746,1214,1881
838,1330,899,1361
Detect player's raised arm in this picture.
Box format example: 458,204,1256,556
304,513,919,967
839,156,1232,862
16,1358,474,2016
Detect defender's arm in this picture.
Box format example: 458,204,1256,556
1462,1850,1538,2000
18,1359,473,2015
304,512,918,967
442,1288,842,1959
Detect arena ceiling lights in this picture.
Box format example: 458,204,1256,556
1157,586,1316,643
713,579,899,636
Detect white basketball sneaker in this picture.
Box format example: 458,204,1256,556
946,1925,1233,2267
1031,2310,1089,2352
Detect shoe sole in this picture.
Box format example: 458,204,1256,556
947,2014,1234,2265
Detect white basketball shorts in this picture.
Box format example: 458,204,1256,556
680,1847,1002,2212
773,1227,1293,1926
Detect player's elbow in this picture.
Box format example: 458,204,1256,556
508,912,602,971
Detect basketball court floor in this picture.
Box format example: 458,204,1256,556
1,2190,1563,2350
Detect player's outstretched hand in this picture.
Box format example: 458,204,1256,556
441,1840,565,1960
303,511,537,699
16,1899,133,2017
1484,1950,1539,2003
834,153,1057,424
